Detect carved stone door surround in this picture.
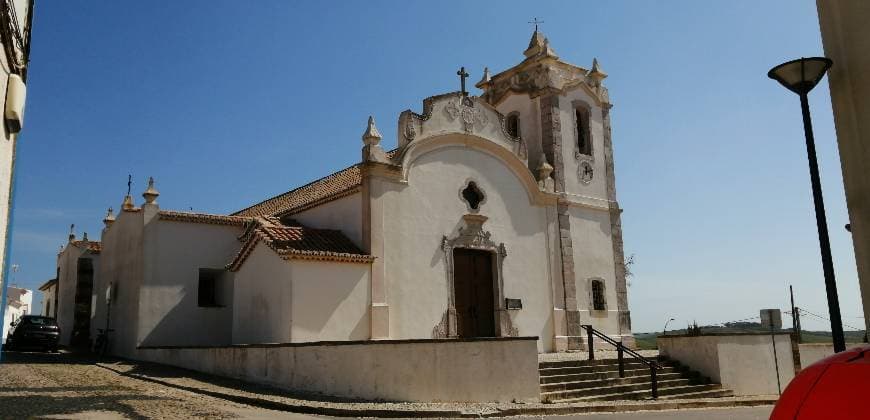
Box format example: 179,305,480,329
440,214,515,338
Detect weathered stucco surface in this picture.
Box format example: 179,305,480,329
233,243,371,344
291,193,363,248
94,207,144,358
55,243,98,345
380,144,555,352
817,0,870,331
659,334,796,395
137,218,241,347
137,338,540,403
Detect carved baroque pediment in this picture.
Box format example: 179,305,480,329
396,92,527,161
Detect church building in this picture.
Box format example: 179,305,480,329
73,29,632,356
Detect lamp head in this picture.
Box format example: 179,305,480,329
768,57,832,95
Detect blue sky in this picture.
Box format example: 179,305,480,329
8,1,863,333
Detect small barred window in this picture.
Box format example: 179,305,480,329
591,280,606,311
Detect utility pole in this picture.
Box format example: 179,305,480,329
790,285,801,343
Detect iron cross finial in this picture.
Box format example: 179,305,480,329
529,17,544,32
457,66,470,96
126,174,132,196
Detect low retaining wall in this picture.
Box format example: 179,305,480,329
798,343,835,368
137,337,540,403
658,333,795,396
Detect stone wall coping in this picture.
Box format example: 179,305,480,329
138,336,539,350
657,332,794,339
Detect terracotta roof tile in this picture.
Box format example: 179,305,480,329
158,210,252,226
72,240,101,253
232,150,399,218
227,217,373,271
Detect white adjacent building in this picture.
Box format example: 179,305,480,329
0,0,33,329
64,30,633,356
38,278,57,318
2,285,31,343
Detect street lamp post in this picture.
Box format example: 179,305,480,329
768,57,846,353
663,318,675,336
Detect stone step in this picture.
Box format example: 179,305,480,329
539,362,675,377
547,384,729,403
539,357,664,369
541,378,697,401
658,389,736,400
540,372,685,393
539,367,682,383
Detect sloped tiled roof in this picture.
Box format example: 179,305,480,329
72,240,101,254
158,210,252,226
232,164,362,218
227,217,374,271
232,150,399,218
38,278,57,291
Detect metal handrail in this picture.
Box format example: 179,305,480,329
581,324,661,399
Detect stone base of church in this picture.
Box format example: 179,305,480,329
136,337,540,403
370,303,389,339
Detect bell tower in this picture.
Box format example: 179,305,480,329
477,30,632,349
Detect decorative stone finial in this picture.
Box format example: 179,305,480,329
362,116,382,146
524,30,547,58
477,67,491,86
68,224,75,242
103,207,115,227
142,177,159,204
537,155,554,179
82,232,89,242
589,58,607,81
122,194,135,211
542,39,558,58
537,154,555,192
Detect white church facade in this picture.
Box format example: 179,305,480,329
63,30,633,357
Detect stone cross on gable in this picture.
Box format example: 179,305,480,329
457,67,469,96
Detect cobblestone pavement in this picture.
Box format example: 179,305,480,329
0,350,315,419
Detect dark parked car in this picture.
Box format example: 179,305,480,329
5,315,60,352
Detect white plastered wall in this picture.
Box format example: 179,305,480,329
94,208,144,358
495,93,541,172
232,243,371,344
379,145,555,352
557,89,609,200
55,243,98,346
290,193,363,248
232,244,291,344
0,0,30,312
136,219,242,347
571,205,620,335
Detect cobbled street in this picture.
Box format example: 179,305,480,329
0,349,774,420
0,350,317,419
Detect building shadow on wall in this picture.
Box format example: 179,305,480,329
138,285,234,348
105,358,385,404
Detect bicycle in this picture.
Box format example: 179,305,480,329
93,328,114,357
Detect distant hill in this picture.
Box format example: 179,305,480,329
634,322,868,350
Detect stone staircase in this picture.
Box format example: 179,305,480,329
539,356,734,403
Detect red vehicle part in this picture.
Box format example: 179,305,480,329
770,344,870,419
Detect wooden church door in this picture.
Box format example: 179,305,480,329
453,248,496,338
